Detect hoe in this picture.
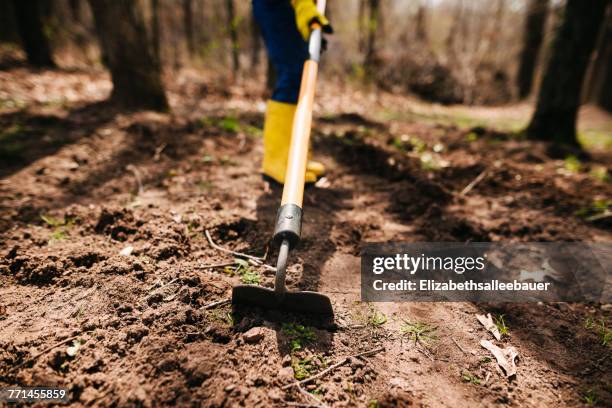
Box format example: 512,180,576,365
232,0,333,316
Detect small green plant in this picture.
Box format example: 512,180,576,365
583,388,597,405
585,317,596,330
282,323,316,352
465,132,479,142
224,258,261,285
479,356,492,364
292,357,315,380
590,166,610,183
197,180,214,191
494,314,509,337
41,214,74,244
367,400,380,408
420,153,441,171
564,155,582,173
575,199,611,219
598,319,611,347
219,155,236,166
201,155,215,164
240,269,260,285
366,305,387,327
462,372,481,385
400,320,437,345
209,308,234,326
584,317,611,347
220,117,240,133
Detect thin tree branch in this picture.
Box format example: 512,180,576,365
282,346,385,390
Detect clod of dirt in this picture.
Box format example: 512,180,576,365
69,250,104,268
182,358,214,387
154,243,182,260
94,207,137,241
15,259,61,285
100,259,132,275
376,389,414,407
242,327,265,344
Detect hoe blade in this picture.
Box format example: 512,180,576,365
232,285,334,316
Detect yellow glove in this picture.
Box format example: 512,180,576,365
291,0,332,41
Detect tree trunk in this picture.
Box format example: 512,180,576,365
183,0,195,57
358,0,367,53
516,0,549,99
226,0,240,75
582,5,611,110
415,2,427,43
250,14,262,74
88,0,168,111
12,0,56,67
68,0,82,23
151,0,161,66
0,1,19,44
526,0,607,146
364,0,381,73
445,0,463,62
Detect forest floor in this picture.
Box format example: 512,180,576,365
0,67,611,407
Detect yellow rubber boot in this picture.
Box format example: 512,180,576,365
262,100,325,184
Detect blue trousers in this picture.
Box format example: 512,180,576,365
253,0,308,104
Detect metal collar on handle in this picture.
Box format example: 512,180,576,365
308,0,327,62
309,29,322,62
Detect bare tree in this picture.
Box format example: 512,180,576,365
88,0,168,111
12,0,56,67
151,0,161,65
226,0,240,75
516,0,549,99
364,0,381,73
526,0,607,146
183,0,195,57
250,14,262,73
415,1,428,43
582,5,612,111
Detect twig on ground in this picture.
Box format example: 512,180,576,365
126,164,144,194
282,401,318,408
452,337,468,354
282,346,385,390
297,383,329,408
10,334,84,373
198,261,235,269
460,170,487,196
416,343,434,361
149,277,179,294
586,210,612,222
153,143,167,161
202,299,230,310
147,278,163,291
205,230,264,264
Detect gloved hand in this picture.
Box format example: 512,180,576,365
291,0,333,41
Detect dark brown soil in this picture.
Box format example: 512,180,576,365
1,67,611,407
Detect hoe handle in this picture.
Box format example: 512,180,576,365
273,0,326,249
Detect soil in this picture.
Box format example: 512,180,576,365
1,67,611,407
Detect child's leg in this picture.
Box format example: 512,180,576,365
253,0,326,184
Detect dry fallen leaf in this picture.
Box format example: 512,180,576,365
120,245,134,256
480,339,518,377
66,339,83,357
476,313,501,340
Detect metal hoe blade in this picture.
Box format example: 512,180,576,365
231,239,334,316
